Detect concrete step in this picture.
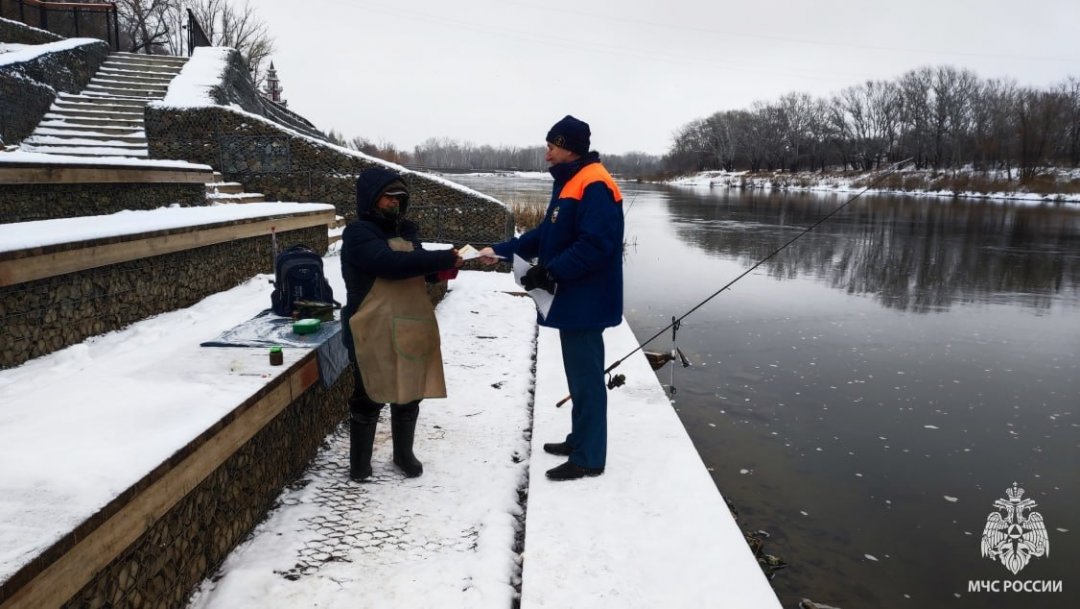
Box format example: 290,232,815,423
46,107,143,120
80,91,155,102
205,182,245,194
97,67,176,81
22,137,147,149
102,56,185,69
88,78,169,92
18,144,149,158
89,75,169,89
108,51,188,65
206,192,266,204
56,93,148,108
41,114,143,128
32,123,145,137
98,58,181,71
25,132,147,145
98,63,183,77
53,100,148,115
85,84,166,98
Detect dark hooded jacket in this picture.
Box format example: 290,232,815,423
340,167,457,357
491,152,624,330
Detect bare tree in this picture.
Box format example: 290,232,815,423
897,67,934,168
1015,88,1064,181
969,77,1017,172
116,0,178,54
1059,77,1080,167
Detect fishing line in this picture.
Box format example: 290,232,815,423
556,158,912,407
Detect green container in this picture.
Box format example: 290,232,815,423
293,318,321,335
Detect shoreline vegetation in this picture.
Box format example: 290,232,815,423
662,166,1080,205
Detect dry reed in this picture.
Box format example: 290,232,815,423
507,198,547,231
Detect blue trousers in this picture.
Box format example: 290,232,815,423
560,328,607,469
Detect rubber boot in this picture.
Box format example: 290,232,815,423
390,403,423,477
349,400,380,481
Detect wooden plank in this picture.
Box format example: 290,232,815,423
0,210,335,287
0,356,319,609
0,166,213,185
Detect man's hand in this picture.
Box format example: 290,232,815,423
477,246,500,265
522,264,556,294
451,249,465,268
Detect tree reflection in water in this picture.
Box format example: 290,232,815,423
663,190,1080,313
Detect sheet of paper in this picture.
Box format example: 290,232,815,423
458,244,481,260
512,254,554,319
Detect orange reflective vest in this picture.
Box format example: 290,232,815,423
558,163,624,203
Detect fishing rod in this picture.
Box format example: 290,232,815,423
555,158,913,408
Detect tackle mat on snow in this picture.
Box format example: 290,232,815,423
200,309,349,388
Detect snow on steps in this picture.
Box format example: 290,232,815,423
18,51,187,159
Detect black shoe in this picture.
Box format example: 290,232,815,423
545,461,604,481
543,441,573,456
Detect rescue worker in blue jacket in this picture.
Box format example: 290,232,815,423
342,167,462,481
479,115,624,480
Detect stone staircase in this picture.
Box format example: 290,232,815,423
18,52,187,158
205,171,267,204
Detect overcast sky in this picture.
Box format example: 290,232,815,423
253,0,1080,156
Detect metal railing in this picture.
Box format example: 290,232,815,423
2,0,118,49
186,7,210,56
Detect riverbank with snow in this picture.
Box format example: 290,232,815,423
666,167,1080,205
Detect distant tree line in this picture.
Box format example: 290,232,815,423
325,133,665,178
666,66,1080,180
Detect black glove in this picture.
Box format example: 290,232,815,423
522,264,556,294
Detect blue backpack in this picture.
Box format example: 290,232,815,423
270,245,335,316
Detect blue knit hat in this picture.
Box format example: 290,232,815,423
546,115,590,156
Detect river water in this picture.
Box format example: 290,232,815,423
449,173,1079,609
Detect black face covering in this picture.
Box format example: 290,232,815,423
377,204,401,221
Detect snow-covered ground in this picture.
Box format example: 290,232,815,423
667,168,1080,204
0,248,780,607
0,150,210,170
0,37,99,68
186,265,538,609
0,202,333,252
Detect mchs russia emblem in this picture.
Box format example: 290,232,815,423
980,483,1050,575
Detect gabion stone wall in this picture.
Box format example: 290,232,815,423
0,71,53,146
0,38,109,145
145,106,514,246
62,359,352,609
0,14,64,44
0,225,327,370
0,182,207,223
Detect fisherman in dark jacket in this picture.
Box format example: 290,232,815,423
479,115,624,481
342,167,462,481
